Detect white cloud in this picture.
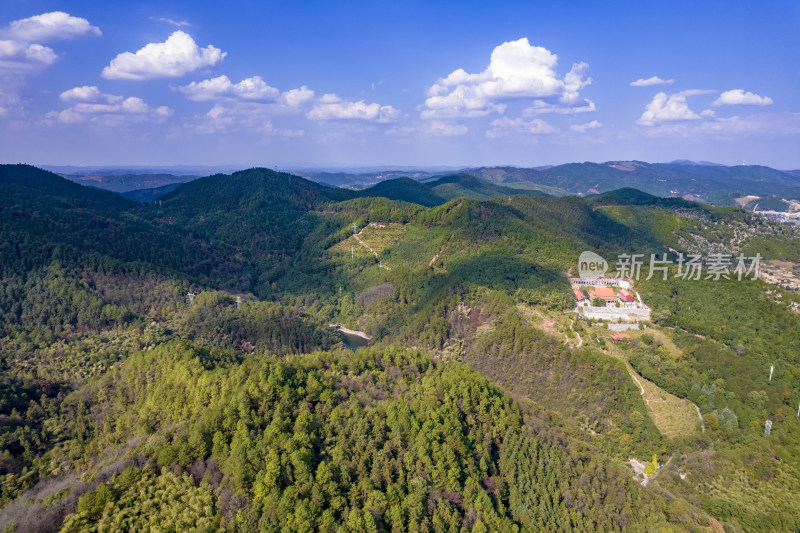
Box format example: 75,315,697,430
281,86,315,108
422,37,591,118
424,121,468,136
524,98,595,115
486,116,554,138
0,12,101,116
46,89,172,126
571,120,602,132
630,76,674,87
176,75,314,119
0,12,101,42
194,102,304,137
712,89,773,107
561,62,591,104
60,85,122,103
177,76,315,133
102,31,226,80
637,90,714,125
639,112,800,138
177,75,280,101
152,17,191,28
701,109,715,118
307,94,400,123
0,40,57,72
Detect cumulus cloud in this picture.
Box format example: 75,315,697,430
0,40,57,72
422,37,591,119
712,89,773,107
102,31,226,80
0,11,101,42
571,120,602,132
524,98,595,115
46,88,172,126
177,75,280,101
561,62,592,104
630,76,674,87
194,103,304,137
486,116,554,138
307,94,400,123
0,11,101,81
60,85,121,103
281,86,315,108
176,75,315,117
637,90,714,125
176,75,316,133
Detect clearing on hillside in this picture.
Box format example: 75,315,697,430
329,223,407,263
600,327,701,438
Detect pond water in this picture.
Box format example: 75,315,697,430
339,331,371,350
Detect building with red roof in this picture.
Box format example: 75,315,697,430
589,286,618,302
572,285,586,302
618,289,634,303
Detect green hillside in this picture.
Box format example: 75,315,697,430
358,177,445,207
424,173,546,202
357,174,546,207
120,183,182,202
2,164,800,531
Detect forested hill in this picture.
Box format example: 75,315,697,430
158,167,354,211
0,164,135,212
3,163,800,531
0,164,248,291
120,182,182,202
357,177,444,207
351,173,546,207
423,173,547,201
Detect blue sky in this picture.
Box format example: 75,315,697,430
1,1,799,168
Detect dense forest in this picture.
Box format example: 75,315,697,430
2,164,800,531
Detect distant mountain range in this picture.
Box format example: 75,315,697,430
51,160,800,210
461,161,800,206
60,173,200,193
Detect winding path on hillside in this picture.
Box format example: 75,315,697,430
601,337,700,438
354,233,390,270
694,404,705,432
568,319,583,348
429,245,446,267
